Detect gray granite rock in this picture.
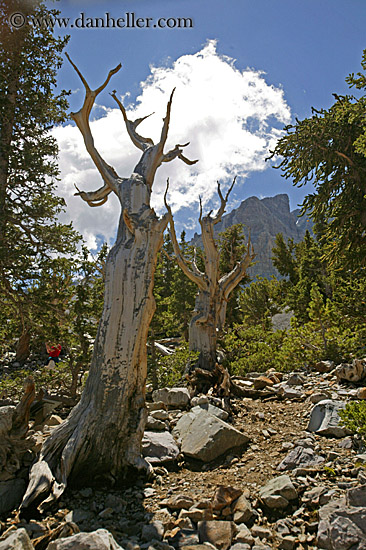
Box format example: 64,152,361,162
46,529,123,549
146,416,167,431
287,373,305,386
276,385,303,399
147,401,167,412
232,495,255,525
150,409,169,421
198,520,236,550
309,392,331,404
0,528,33,550
250,525,272,540
277,446,325,471
191,404,228,421
261,494,289,509
338,436,353,449
152,387,190,409
142,431,180,464
259,475,297,509
347,484,366,508
173,409,249,462
164,494,195,510
141,521,164,542
317,498,366,550
233,523,254,545
307,400,351,438
191,396,209,407
0,478,26,515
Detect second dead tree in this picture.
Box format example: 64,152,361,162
164,178,255,380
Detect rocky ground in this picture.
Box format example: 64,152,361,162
1,360,366,550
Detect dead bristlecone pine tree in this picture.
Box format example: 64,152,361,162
21,55,197,511
165,178,254,373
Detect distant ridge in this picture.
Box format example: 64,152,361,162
191,194,312,279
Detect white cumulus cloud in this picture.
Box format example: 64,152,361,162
54,40,291,249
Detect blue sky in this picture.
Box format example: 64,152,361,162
48,0,366,247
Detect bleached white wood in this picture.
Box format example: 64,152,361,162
21,57,197,510
166,179,254,371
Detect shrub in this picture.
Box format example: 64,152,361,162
147,342,199,388
339,401,366,438
0,361,76,401
223,324,286,375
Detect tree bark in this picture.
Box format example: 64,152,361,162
0,4,28,241
165,180,254,372
21,58,197,511
55,179,162,471
22,177,167,510
15,329,31,362
189,289,222,370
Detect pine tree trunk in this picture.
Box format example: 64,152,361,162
22,177,167,506
189,289,219,371
16,330,30,362
21,60,197,509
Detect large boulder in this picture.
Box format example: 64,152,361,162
152,387,190,409
0,528,33,550
46,529,123,549
259,475,297,509
191,404,228,421
142,431,180,464
317,498,366,550
173,409,249,462
307,400,351,438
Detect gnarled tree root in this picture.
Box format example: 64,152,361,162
20,400,153,513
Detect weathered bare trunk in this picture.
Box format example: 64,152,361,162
22,178,166,497
165,180,254,373
189,290,220,370
21,57,196,511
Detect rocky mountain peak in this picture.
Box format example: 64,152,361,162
191,193,312,279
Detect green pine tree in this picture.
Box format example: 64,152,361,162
217,223,251,326
0,0,80,358
168,230,197,340
270,48,366,268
